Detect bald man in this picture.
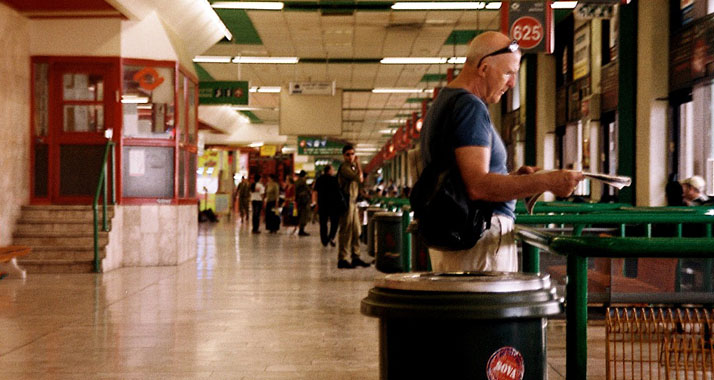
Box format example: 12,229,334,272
421,31,584,272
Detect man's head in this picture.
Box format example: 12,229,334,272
323,164,335,176
298,170,307,178
461,31,521,104
342,144,356,163
682,176,706,201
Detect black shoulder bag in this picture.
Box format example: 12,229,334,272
409,92,493,251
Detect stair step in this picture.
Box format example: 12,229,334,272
15,220,111,234
17,260,96,274
20,205,114,220
17,246,104,261
12,233,108,248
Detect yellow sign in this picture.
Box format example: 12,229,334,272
260,145,277,157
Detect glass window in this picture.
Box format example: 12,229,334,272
121,65,175,139
188,80,197,144
63,73,103,101
63,105,104,132
122,146,175,198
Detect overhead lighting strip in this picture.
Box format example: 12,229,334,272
392,2,486,10
233,56,298,64
372,88,426,94
250,86,282,93
194,56,465,65
211,2,284,10
551,1,578,9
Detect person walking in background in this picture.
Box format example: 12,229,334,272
282,175,299,234
314,165,341,247
250,174,265,234
236,176,251,225
265,174,281,233
295,170,312,236
337,145,371,269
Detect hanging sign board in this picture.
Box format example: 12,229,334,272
260,145,277,157
501,1,553,54
297,136,345,156
199,81,249,105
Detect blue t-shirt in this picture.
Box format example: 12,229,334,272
421,87,515,219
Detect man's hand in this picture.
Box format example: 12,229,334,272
511,166,540,175
547,170,585,198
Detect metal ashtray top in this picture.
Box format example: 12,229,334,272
373,271,552,293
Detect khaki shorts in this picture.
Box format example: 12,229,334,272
428,214,517,272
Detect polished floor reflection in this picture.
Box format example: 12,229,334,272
0,220,606,379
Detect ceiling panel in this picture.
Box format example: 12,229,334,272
200,7,508,152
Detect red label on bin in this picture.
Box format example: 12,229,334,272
486,346,524,380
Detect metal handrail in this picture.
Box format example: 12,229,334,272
515,217,714,380
93,140,116,273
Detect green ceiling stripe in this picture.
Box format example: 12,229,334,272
444,30,482,45
215,9,263,45
240,111,263,123
194,63,214,81
420,73,447,82
406,97,427,103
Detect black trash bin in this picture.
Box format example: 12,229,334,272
361,272,562,380
373,211,403,273
366,207,383,257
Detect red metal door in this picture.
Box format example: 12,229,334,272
47,62,117,204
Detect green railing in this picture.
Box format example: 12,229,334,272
93,141,116,273
514,209,714,380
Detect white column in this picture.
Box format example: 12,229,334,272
636,0,670,206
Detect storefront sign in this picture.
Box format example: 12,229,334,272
573,25,591,81
297,136,345,155
502,1,552,53
199,81,249,105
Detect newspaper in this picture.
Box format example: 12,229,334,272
524,172,632,214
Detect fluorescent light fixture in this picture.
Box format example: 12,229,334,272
372,88,425,94
212,2,284,10
392,2,486,10
356,147,379,152
447,56,467,64
248,142,264,148
233,56,298,64
381,57,447,65
379,119,408,124
551,1,578,9
424,88,435,94
379,129,397,134
485,2,501,9
121,95,149,104
193,55,232,63
249,86,282,93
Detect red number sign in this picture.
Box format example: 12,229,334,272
510,16,543,50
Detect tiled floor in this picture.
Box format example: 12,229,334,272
0,220,608,379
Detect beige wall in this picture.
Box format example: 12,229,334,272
637,0,670,206
30,18,121,56
0,4,30,245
